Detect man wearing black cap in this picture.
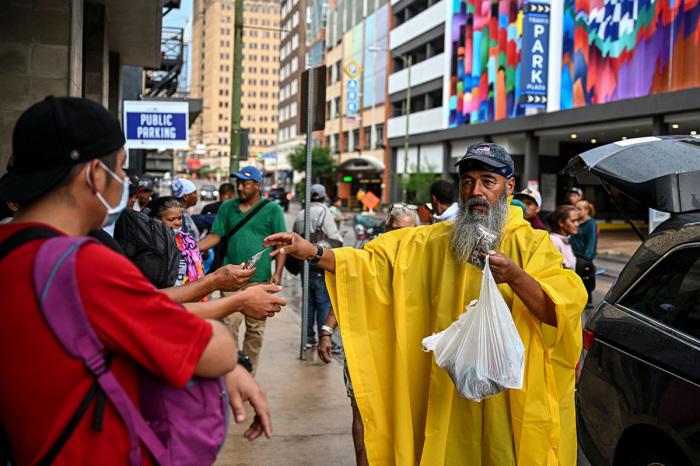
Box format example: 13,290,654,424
264,142,587,465
0,97,272,464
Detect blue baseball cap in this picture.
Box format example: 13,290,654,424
232,166,262,183
455,142,514,179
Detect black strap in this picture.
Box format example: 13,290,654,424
220,200,270,250
36,383,100,466
0,226,60,263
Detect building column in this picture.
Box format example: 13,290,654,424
83,3,109,107
522,130,539,190
389,147,401,203
652,115,668,136
442,141,451,179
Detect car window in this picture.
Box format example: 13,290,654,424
619,245,700,340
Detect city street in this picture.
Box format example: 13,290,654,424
192,194,634,465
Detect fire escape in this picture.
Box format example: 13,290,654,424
144,26,184,97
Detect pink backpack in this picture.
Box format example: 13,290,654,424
31,235,228,465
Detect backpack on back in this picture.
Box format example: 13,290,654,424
114,209,180,289
31,236,228,465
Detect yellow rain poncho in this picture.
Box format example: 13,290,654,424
326,207,586,465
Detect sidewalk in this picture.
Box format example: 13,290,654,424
596,229,642,261
214,302,355,465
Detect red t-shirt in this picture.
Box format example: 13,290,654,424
0,223,213,465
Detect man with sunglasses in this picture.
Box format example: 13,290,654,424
265,142,587,465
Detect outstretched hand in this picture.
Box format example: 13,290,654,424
237,284,286,320
225,364,272,441
263,232,314,261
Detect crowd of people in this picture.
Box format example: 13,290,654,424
1,97,598,464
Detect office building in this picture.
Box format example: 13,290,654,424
189,0,282,174
324,0,391,204
384,0,700,222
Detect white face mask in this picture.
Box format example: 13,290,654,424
172,227,182,234
87,161,129,228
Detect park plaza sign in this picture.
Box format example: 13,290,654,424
518,1,550,108
123,100,189,149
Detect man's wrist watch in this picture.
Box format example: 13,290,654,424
309,243,323,265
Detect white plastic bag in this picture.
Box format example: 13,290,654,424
422,255,525,401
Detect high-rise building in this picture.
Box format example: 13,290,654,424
189,0,282,174
269,0,309,163
324,0,391,205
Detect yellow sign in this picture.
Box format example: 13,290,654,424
344,61,361,78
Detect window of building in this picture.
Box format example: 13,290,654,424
291,102,297,117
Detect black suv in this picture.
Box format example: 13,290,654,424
263,186,290,211
566,136,700,466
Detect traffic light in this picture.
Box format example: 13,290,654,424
257,153,263,158
343,176,353,182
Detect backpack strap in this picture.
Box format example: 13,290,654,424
33,237,170,466
220,199,270,250
0,226,59,263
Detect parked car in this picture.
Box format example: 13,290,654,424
200,184,218,201
566,136,700,466
263,186,290,211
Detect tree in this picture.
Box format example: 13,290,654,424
287,144,336,184
397,162,441,205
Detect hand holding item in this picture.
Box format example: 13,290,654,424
216,264,255,291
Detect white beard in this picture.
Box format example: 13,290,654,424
449,187,510,266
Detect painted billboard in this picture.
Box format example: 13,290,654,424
448,0,526,127
561,0,700,109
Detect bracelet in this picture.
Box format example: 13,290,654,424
321,325,334,334
320,334,332,338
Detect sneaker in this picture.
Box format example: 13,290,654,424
305,338,318,348
331,343,343,354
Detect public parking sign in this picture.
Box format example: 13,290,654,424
123,100,189,149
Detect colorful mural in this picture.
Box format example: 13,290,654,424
561,0,700,109
448,0,526,127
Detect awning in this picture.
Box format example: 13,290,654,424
339,156,385,172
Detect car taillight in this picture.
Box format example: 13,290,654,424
286,193,292,200
263,192,269,198
583,328,595,351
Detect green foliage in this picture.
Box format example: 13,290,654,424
397,163,441,205
287,145,336,183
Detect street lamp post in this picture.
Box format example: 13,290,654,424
367,47,412,202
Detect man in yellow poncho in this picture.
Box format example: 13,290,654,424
265,142,587,465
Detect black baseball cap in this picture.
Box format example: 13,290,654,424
0,96,126,203
454,142,514,178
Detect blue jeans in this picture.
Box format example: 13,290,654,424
306,268,332,340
